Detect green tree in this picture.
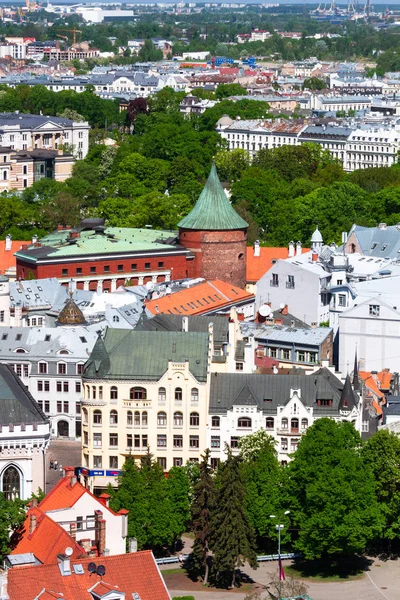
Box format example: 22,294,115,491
3,495,26,558
302,76,326,90
138,39,163,62
191,449,216,585
362,429,400,543
286,419,384,560
239,431,283,551
214,148,251,182
215,83,247,99
168,466,191,539
211,447,257,588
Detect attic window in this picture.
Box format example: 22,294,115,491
80,336,87,343
45,335,51,342
264,398,272,403
2,334,7,340
381,244,388,251
15,334,22,341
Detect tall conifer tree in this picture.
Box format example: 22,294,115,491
191,449,215,585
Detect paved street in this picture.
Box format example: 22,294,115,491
167,556,400,600
45,439,81,493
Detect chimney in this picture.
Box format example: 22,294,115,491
63,466,75,479
70,522,77,541
281,304,288,315
31,497,38,507
272,364,278,374
254,239,260,257
371,371,378,383
32,234,38,245
288,240,295,258
378,223,387,230
5,234,12,251
99,493,110,508
128,538,137,553
57,224,64,231
312,252,318,262
29,513,37,534
96,279,102,295
57,553,72,576
296,241,302,257
70,476,77,486
14,301,22,327
95,510,106,556
182,316,188,332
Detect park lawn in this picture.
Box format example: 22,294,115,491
285,559,366,582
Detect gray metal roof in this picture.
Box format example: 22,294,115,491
0,364,48,425
134,314,229,346
210,368,344,414
252,324,332,346
352,224,400,259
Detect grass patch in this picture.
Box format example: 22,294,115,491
286,556,369,582
162,568,184,575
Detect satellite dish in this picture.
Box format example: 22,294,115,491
97,565,106,577
88,562,97,573
279,303,285,309
259,304,271,317
65,547,73,557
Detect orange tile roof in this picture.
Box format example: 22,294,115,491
39,475,122,517
8,551,171,600
378,369,392,391
38,477,86,512
146,279,254,316
11,507,87,565
0,240,24,274
246,247,310,283
359,371,384,399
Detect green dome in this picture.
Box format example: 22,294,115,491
178,163,248,231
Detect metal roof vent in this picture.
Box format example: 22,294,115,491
73,564,84,575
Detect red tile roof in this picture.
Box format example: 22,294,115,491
8,551,171,600
0,240,24,274
39,473,122,518
146,279,254,316
246,247,310,283
359,370,392,398
11,507,87,565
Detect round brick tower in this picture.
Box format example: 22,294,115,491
178,163,248,289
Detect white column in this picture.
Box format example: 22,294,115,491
111,279,117,292
138,277,144,285
83,281,89,291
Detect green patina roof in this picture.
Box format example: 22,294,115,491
83,329,209,382
178,163,248,231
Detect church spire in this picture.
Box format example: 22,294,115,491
353,349,360,391
339,374,358,412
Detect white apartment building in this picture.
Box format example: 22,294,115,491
218,118,400,171
0,113,90,159
208,370,363,466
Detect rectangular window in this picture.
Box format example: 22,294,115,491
236,362,243,371
76,516,83,531
269,347,277,359
297,351,305,362
90,266,96,273
83,431,88,445
158,261,164,268
131,263,137,270
57,381,62,392
338,294,346,307
63,401,69,413
63,382,69,393
110,433,118,447
142,434,148,447
62,268,68,276
369,304,380,317
38,400,43,411
16,364,22,377
0,310,4,322
76,402,81,414
57,401,62,413
189,435,199,448
77,364,84,375
134,434,140,448
211,436,220,448
24,365,28,377
173,435,183,448
58,363,66,375
76,268,82,275
44,381,50,392
75,381,81,393
109,456,118,469
104,265,110,273
282,349,290,360
281,438,288,451
93,456,102,468
37,380,43,392
145,262,151,269
158,457,167,469
93,433,102,447
157,434,167,447
230,436,240,448
287,275,295,289
117,264,123,271
44,400,50,413
271,273,279,287
173,458,183,467
39,362,47,374
127,434,132,447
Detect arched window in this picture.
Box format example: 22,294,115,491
142,411,148,426
291,418,299,432
157,411,167,426
113,315,119,322
158,387,166,402
266,417,274,429
130,387,146,400
175,387,182,401
134,411,140,426
93,410,102,425
3,466,20,500
92,386,96,400
191,388,199,402
15,348,26,353
110,410,118,425
238,417,252,428
281,418,288,430
190,412,199,426
293,403,297,414
301,418,308,431
110,386,118,400
127,410,133,426
82,408,88,425
211,416,220,428
86,385,90,399
174,411,183,426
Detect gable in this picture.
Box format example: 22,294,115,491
33,122,64,131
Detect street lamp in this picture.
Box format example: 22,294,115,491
270,511,290,600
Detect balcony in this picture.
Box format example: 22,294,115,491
286,281,295,289
270,280,279,287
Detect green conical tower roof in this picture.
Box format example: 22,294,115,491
178,163,248,231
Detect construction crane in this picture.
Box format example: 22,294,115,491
57,27,82,46
56,34,68,42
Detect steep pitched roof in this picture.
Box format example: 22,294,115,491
339,374,358,412
246,246,309,283
0,364,48,425
57,297,86,326
233,383,259,406
8,551,171,600
83,329,209,382
10,507,87,565
178,163,248,231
